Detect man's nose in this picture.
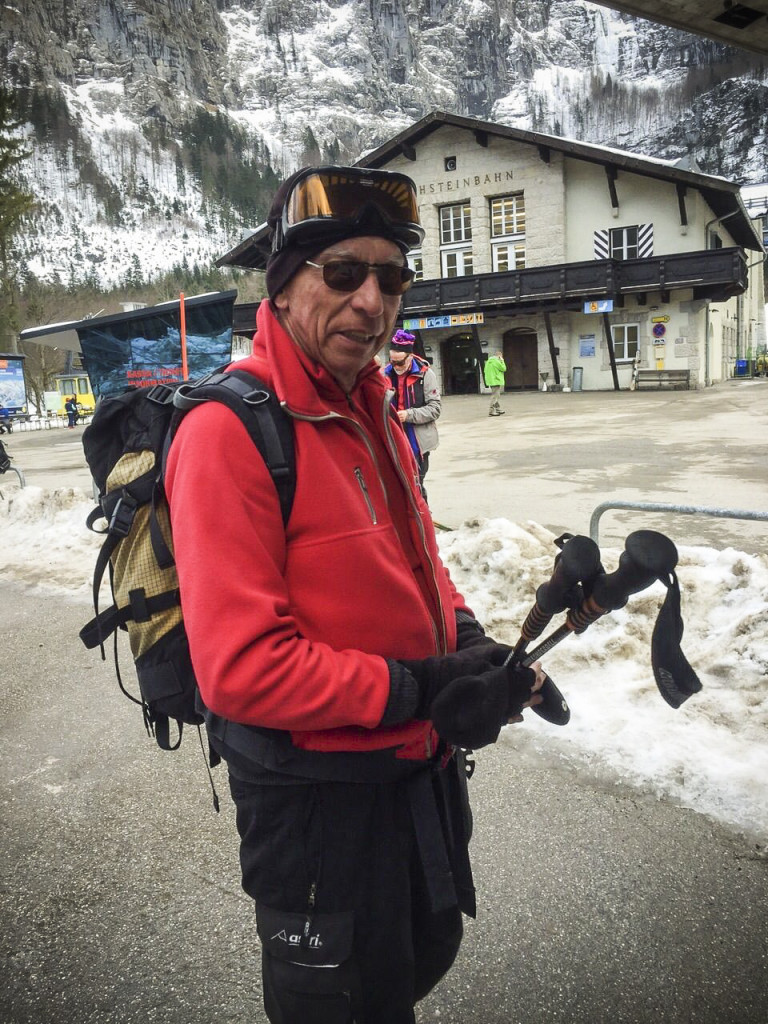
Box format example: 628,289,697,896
350,268,385,313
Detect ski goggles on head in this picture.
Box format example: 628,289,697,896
272,167,425,254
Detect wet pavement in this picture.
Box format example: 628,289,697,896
5,376,767,552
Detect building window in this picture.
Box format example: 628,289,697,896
441,248,474,277
611,323,639,361
490,193,526,272
709,231,723,250
491,194,525,237
594,224,654,260
440,203,472,243
408,250,424,282
611,226,639,260
440,202,472,277
492,242,526,272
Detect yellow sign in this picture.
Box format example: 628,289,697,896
651,316,670,323
450,313,484,326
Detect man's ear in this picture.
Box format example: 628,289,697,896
273,289,289,311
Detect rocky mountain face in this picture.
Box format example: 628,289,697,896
1,0,766,288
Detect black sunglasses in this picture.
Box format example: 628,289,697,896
305,259,415,296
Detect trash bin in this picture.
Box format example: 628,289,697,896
572,366,583,392
735,359,747,377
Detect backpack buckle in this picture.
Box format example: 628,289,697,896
109,494,138,537
242,389,271,406
146,383,177,405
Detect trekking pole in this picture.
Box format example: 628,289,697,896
511,530,702,712
504,533,603,727
510,533,603,663
520,530,678,664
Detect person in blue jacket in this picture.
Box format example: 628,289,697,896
383,329,441,499
64,396,78,428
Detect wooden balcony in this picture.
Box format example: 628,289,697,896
401,247,748,316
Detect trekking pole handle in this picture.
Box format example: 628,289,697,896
567,529,678,631
536,535,603,613
517,534,602,647
518,530,679,663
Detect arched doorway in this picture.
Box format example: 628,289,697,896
441,333,481,395
503,328,539,390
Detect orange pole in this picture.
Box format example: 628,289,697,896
179,292,188,381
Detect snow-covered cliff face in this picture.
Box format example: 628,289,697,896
2,0,766,288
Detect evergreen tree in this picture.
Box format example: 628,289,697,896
0,87,35,353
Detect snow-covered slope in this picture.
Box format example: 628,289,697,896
2,0,766,287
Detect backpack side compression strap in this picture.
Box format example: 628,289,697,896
80,588,181,650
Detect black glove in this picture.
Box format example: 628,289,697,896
396,648,508,720
454,615,512,663
430,663,540,749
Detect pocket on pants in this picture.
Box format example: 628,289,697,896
256,900,354,968
257,901,358,1022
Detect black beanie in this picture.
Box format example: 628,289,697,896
265,167,408,300
265,237,335,302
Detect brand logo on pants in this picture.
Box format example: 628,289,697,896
271,928,323,948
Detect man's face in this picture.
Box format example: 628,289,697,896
389,350,412,372
273,236,405,393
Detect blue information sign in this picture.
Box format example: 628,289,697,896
583,299,614,314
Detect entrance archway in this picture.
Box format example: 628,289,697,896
441,333,481,395
503,328,539,390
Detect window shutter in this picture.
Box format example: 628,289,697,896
638,222,654,257
594,224,653,259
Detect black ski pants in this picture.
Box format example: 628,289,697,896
228,768,467,1024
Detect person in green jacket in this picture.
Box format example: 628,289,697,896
483,350,507,416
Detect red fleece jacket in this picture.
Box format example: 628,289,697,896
165,301,473,760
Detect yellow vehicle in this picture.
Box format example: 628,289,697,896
54,373,96,414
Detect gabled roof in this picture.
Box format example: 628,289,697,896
217,110,763,270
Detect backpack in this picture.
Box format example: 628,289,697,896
79,368,295,787
0,438,11,474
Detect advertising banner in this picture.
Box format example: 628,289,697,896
77,291,237,399
0,354,28,414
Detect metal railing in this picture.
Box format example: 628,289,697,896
0,465,26,488
589,499,768,544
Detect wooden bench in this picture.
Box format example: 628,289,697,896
635,369,691,390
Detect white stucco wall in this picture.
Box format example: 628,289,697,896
386,126,567,276
564,158,697,260
382,124,764,391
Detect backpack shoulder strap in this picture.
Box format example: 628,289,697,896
168,369,296,526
